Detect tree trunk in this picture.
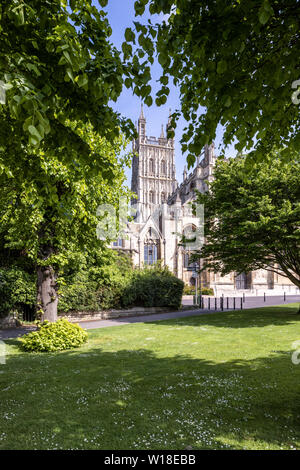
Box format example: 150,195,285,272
37,265,58,322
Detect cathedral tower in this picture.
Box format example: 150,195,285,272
131,106,177,222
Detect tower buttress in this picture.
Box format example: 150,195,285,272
204,142,216,165
131,106,177,223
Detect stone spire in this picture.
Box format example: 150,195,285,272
183,165,187,180
166,108,174,138
204,142,215,164
138,103,146,138
160,124,165,138
139,103,145,121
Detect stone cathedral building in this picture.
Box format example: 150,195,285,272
112,106,294,294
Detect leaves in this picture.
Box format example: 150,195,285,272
0,121,131,271
28,125,42,146
125,28,135,43
217,60,227,74
0,1,135,321
123,0,299,165
0,0,135,150
258,1,275,25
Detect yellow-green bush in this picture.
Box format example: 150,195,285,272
19,319,88,352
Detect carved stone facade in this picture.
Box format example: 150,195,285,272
131,104,177,222
112,107,295,294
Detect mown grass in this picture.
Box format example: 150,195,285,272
1,304,300,450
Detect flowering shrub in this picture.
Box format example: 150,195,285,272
19,318,88,352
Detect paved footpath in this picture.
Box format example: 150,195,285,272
0,325,37,340
78,295,300,330
1,295,299,339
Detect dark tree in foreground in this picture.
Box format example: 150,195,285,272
195,157,300,289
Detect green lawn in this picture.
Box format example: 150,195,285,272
1,304,300,450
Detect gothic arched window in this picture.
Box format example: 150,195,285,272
183,250,197,271
235,272,251,290
113,239,124,248
149,190,155,204
144,228,160,265
149,158,154,174
182,224,197,249
183,252,190,268
161,192,166,203
161,160,166,175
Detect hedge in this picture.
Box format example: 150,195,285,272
0,267,36,318
1,258,185,318
122,267,184,310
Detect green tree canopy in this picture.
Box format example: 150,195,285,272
0,1,138,322
195,156,300,288
0,0,135,155
0,123,130,321
124,0,300,166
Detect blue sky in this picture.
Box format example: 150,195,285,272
102,0,237,186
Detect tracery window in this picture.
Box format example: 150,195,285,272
149,158,154,174
182,224,197,249
144,228,160,265
149,190,155,204
183,252,190,268
113,239,123,248
235,272,251,289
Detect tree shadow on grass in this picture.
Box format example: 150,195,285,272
1,339,300,450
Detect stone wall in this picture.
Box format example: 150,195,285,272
59,306,173,323
0,315,18,329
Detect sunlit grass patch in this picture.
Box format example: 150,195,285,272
0,304,300,450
